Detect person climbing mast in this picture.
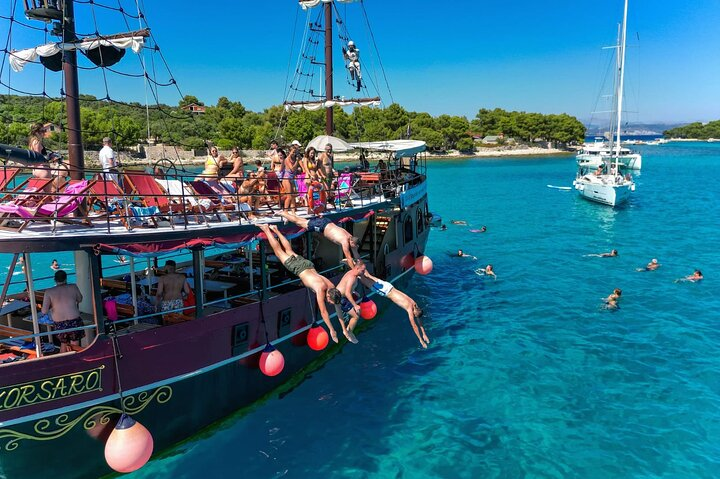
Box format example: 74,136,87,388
342,40,362,92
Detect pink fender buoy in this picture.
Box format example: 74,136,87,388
400,253,415,270
259,344,285,377
414,255,433,275
307,326,329,351
104,413,154,473
360,297,377,320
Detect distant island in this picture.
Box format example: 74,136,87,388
663,121,720,140
0,94,585,156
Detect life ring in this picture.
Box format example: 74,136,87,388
307,181,327,214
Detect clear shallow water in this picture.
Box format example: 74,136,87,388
13,143,720,478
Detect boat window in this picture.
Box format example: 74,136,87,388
416,208,424,236
403,216,414,244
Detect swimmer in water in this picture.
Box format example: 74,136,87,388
51,259,59,270
636,259,660,272
480,226,487,233
116,255,128,264
439,224,447,231
475,264,496,279
455,249,477,259
676,270,703,283
451,220,467,225
604,288,622,309
587,249,618,258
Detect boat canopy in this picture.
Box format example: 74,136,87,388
350,140,426,158
299,0,357,9
306,135,353,152
9,34,146,72
284,98,381,112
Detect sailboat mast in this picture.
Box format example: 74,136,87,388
614,0,629,160
324,1,334,135
62,0,85,179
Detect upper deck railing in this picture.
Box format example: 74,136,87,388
0,158,425,239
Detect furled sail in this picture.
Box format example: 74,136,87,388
299,0,358,9
284,97,381,111
9,30,148,72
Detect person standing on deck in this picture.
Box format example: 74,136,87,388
41,270,84,353
277,211,360,267
155,260,190,313
320,143,335,188
358,269,429,348
257,224,347,343
99,137,118,183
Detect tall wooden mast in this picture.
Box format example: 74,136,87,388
324,1,334,135
61,0,85,179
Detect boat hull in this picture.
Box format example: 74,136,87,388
0,198,429,479
573,177,633,206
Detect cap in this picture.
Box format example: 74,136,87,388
651,259,658,263
291,140,302,147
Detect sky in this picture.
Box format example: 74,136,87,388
2,0,719,124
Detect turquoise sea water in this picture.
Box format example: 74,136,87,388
7,143,719,478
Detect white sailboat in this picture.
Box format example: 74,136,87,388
574,0,636,206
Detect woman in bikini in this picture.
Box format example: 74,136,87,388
280,147,299,212
196,146,226,180
226,147,245,181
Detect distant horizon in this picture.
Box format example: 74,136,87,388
2,1,718,126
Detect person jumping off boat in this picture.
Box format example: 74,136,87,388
278,211,360,267
335,262,367,344
357,269,429,348
258,224,347,343
342,40,362,92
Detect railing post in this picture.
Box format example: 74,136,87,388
259,241,268,301
192,248,205,318
23,253,42,358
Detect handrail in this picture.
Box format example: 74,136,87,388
0,163,418,234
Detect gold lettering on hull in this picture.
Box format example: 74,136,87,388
0,367,104,412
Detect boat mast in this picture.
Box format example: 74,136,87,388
58,0,85,179
324,1,334,135
614,0,629,161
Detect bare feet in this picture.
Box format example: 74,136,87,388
421,329,430,344
257,223,270,233
269,224,280,233
329,329,339,343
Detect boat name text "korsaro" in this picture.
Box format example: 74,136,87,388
0,367,104,412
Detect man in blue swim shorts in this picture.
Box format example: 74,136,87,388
358,270,429,349
278,211,361,267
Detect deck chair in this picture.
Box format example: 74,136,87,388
89,176,132,230
190,180,237,217
0,179,94,232
332,172,359,208
155,178,212,224
0,177,54,206
0,167,21,191
123,171,180,227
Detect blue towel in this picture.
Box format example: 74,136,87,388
38,313,54,325
130,206,160,218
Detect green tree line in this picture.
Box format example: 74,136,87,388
664,121,720,140
0,94,586,152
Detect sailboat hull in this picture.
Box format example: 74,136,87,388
573,176,633,206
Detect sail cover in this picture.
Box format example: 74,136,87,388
299,0,357,9
350,140,426,158
284,98,381,112
9,35,145,72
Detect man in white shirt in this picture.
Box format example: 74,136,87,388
98,137,117,182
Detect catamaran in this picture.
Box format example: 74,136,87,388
574,0,636,206
0,1,432,477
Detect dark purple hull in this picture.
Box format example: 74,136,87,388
0,229,427,479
